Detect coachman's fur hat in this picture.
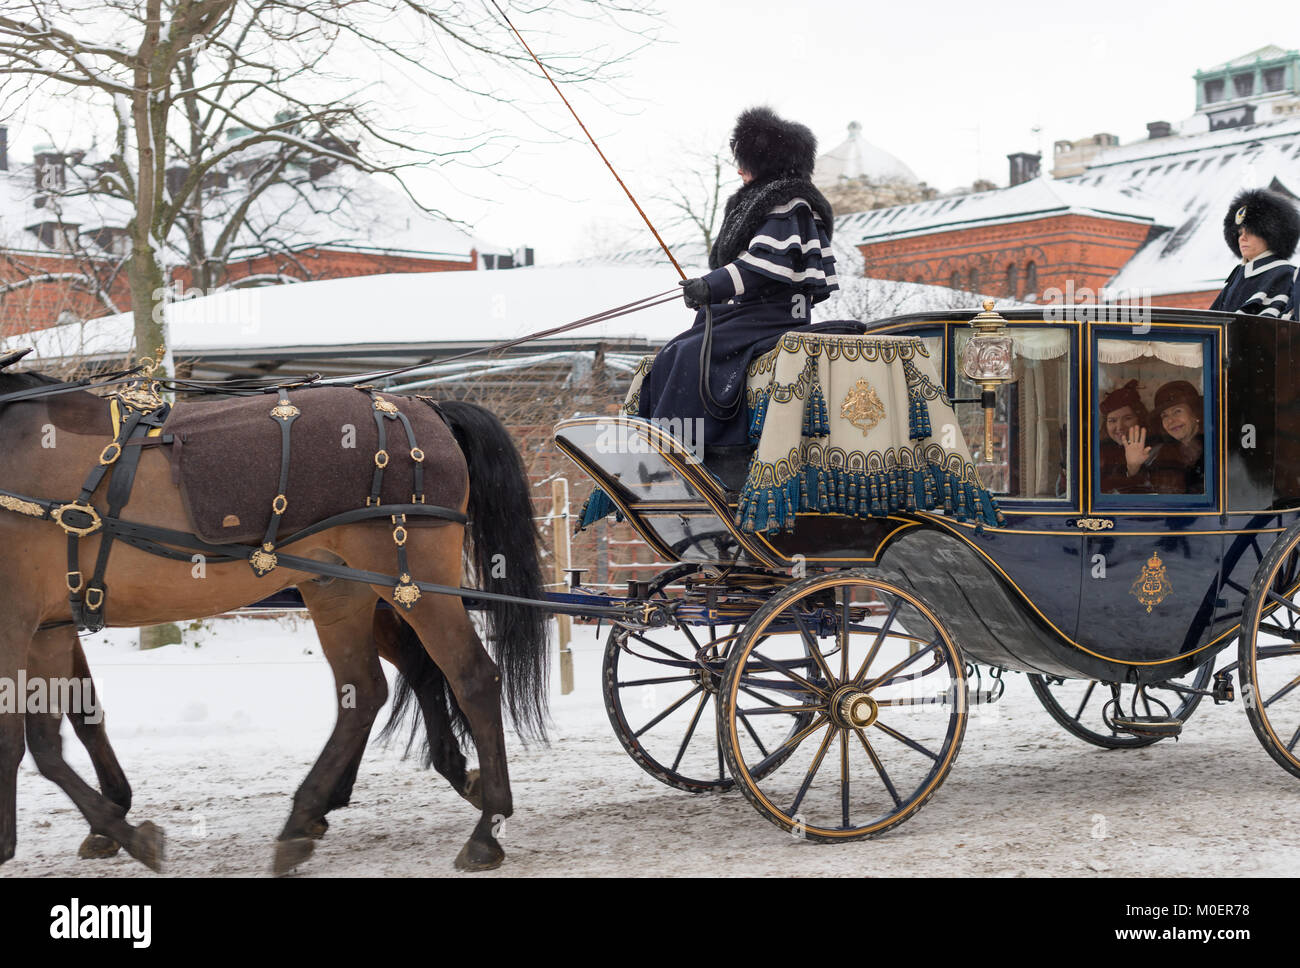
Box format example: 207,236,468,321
1223,188,1300,259
730,107,818,181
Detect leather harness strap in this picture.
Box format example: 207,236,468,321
250,392,302,577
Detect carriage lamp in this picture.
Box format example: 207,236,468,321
959,300,1016,463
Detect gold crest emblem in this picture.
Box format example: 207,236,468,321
1235,205,1248,225
1130,551,1171,613
373,397,399,414
393,575,421,608
270,400,300,419
841,379,887,435
249,543,278,576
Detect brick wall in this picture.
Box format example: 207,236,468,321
856,214,1154,301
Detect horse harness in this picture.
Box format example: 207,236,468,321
0,371,467,633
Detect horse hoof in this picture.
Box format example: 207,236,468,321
273,837,315,876
78,833,122,859
304,817,329,840
454,837,504,872
127,822,166,872
461,770,483,810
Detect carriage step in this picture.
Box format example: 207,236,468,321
1110,716,1183,740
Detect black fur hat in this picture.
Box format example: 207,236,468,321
1223,188,1300,259
729,106,818,181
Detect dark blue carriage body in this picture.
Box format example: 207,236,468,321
555,306,1300,685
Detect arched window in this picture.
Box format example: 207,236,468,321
1025,261,1038,296
1006,263,1019,299
949,270,960,290
967,267,979,292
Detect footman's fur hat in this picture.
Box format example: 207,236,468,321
730,107,818,181
1223,188,1300,259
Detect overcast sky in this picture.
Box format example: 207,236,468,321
4,0,1294,265
423,0,1296,262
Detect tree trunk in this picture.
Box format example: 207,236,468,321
129,235,167,364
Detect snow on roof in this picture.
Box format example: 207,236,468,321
837,174,1171,245
0,160,509,260
1071,117,1300,295
4,259,991,365
814,121,919,187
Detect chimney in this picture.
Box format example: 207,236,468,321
0,127,7,172
519,246,534,267
1146,120,1173,140
165,164,189,199
1007,151,1041,187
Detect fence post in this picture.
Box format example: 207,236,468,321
551,478,574,695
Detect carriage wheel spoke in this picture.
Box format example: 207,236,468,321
873,720,940,761
839,589,851,683
751,714,829,775
740,685,785,709
633,686,701,738
749,649,829,698
671,691,711,772
853,599,901,684
1265,589,1300,615
789,724,835,816
840,728,850,828
628,631,695,665
1264,673,1300,709
861,639,940,692
854,726,903,808
1287,722,1300,754
737,709,771,760
792,609,838,688
1073,680,1098,721
618,674,697,688
739,703,825,716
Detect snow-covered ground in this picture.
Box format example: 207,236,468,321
3,615,1298,878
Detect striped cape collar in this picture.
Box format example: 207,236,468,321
1242,251,1292,277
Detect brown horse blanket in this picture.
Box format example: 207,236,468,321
163,387,467,544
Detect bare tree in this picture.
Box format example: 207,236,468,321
0,0,662,365
652,144,738,257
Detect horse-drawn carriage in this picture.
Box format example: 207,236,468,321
2,299,1298,871
554,301,1300,841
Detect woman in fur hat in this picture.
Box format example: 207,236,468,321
1209,188,1300,318
637,106,840,456
1145,380,1206,495
1099,379,1154,493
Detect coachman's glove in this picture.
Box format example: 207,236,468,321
679,277,711,309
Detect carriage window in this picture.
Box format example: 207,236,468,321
1094,337,1210,501
953,327,1071,500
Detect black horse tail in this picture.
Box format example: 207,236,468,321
434,399,550,741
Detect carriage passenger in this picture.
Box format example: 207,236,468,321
637,107,839,456
1209,189,1300,318
1098,380,1154,493
1145,380,1205,495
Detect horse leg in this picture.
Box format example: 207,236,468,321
23,631,163,871
49,630,132,859
397,594,512,872
372,605,479,807
273,580,388,876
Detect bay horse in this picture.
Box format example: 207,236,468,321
0,356,549,873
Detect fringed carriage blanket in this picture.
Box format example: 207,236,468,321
582,332,1004,535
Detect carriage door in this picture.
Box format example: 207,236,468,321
951,323,1085,648
1080,324,1223,662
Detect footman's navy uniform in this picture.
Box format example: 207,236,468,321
1211,188,1300,318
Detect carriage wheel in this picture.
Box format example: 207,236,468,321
1027,659,1216,750
1239,522,1300,779
719,570,966,842
603,564,764,792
